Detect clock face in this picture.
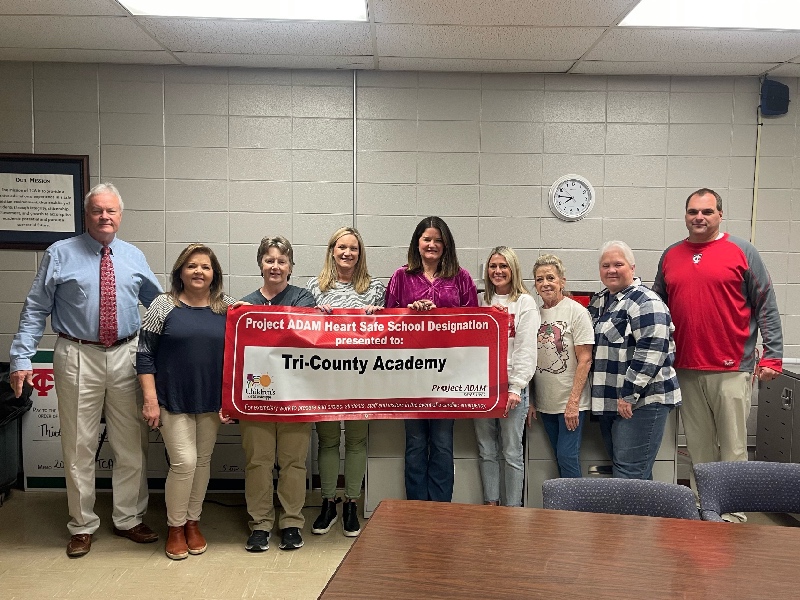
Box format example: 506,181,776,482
548,175,595,222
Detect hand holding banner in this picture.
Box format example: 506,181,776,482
222,306,508,422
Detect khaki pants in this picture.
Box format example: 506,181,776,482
239,420,311,532
160,410,220,527
677,369,751,491
54,336,150,535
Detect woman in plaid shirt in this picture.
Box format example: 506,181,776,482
588,241,681,480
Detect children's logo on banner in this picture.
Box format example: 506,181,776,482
244,372,275,397
222,306,509,422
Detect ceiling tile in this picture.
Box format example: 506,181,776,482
587,28,800,63
0,47,178,63
0,0,796,77
0,16,163,50
139,18,372,55
176,53,373,70
0,0,125,15
768,63,800,77
572,61,778,76
378,57,573,72
372,0,636,26
376,25,604,60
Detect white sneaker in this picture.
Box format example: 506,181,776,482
720,512,748,523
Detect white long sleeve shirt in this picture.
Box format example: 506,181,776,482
480,292,540,396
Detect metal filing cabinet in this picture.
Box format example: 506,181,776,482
756,369,800,463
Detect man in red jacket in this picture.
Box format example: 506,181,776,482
653,188,783,519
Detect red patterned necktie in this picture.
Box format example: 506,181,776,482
99,246,117,347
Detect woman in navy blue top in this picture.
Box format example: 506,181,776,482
137,243,235,560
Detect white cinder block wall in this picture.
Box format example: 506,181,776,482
0,62,799,361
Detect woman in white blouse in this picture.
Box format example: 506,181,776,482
474,246,539,506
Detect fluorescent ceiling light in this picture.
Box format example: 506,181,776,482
621,0,800,29
120,0,368,21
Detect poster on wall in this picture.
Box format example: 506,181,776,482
21,350,111,490
222,306,509,422
0,154,88,250
22,350,247,491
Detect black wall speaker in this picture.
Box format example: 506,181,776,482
761,78,790,116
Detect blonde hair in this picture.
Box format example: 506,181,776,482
483,246,530,304
318,227,372,294
532,254,569,296
168,243,228,314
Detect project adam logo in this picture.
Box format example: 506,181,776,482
244,373,276,398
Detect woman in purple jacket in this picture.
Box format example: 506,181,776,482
386,216,478,502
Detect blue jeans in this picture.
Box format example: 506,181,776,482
473,389,528,506
540,411,587,479
598,403,673,480
404,419,454,502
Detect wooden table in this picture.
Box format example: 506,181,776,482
320,500,800,599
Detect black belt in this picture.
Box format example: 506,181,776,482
58,332,137,347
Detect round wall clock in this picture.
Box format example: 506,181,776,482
548,174,595,222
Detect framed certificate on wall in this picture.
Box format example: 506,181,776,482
0,153,89,250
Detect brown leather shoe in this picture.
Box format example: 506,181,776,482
165,526,188,560
67,534,92,558
184,520,207,555
113,523,159,543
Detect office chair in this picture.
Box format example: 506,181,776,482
694,461,800,522
542,477,701,520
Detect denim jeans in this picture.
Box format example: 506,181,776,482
473,389,528,506
598,403,673,480
404,418,454,502
539,410,587,479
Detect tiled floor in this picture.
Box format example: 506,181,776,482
1,489,798,600
0,490,356,600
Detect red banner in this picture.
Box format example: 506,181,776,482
221,306,508,422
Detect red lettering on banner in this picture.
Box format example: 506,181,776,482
221,307,508,422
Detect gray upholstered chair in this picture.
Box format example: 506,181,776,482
542,477,701,520
694,461,800,522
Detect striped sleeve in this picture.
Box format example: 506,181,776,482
368,278,387,307
136,294,175,375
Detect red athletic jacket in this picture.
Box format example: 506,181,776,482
652,233,783,374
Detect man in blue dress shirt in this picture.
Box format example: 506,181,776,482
9,182,162,557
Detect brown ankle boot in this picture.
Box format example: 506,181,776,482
165,526,188,560
184,520,207,555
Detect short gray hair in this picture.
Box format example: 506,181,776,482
256,235,294,270
85,182,124,211
599,240,635,267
